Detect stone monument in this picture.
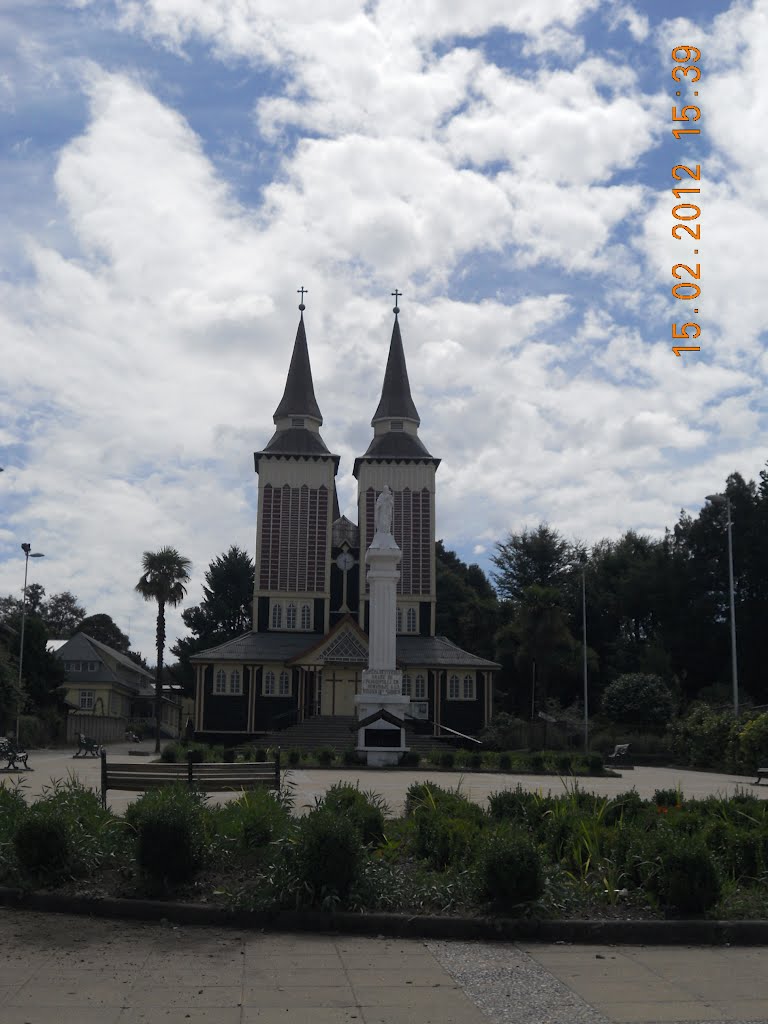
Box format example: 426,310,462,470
355,485,410,766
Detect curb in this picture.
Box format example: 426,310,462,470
1,887,767,944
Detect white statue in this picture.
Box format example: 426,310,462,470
374,485,394,535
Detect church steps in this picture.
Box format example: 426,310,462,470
264,715,454,757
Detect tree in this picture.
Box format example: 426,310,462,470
435,541,499,659
172,546,254,692
78,614,131,652
601,673,674,732
135,547,192,752
491,524,580,603
41,591,86,637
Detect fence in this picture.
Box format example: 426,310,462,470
66,713,128,745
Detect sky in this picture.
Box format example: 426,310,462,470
1,0,766,664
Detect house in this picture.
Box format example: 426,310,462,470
191,303,499,742
51,632,183,743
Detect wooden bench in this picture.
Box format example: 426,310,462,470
73,734,102,758
0,738,29,771
754,768,768,785
607,743,630,764
100,749,281,807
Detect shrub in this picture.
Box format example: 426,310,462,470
160,744,179,763
527,753,544,772
670,705,736,770
216,787,290,855
498,753,512,771
316,746,335,767
427,748,443,766
488,785,543,826
254,747,267,761
603,789,647,827
404,781,485,824
478,826,544,909
738,713,768,773
400,750,421,767
439,750,455,769
13,814,69,880
554,753,572,774
293,808,362,900
321,782,386,845
342,748,362,766
482,751,500,770
222,748,237,763
16,714,50,748
126,785,209,886
653,787,683,808
413,812,481,871
468,750,483,769
630,829,721,914
601,673,674,731
586,752,604,774
287,748,302,766
0,784,26,844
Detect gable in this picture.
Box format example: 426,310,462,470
289,619,368,665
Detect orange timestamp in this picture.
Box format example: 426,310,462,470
669,45,702,358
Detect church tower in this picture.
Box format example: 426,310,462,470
253,303,340,636
354,300,440,637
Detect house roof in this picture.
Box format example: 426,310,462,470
52,632,155,693
191,628,499,670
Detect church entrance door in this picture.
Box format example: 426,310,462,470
319,669,358,716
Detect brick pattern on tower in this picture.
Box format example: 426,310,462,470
364,487,431,595
260,483,329,592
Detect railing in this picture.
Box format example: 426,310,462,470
402,714,482,746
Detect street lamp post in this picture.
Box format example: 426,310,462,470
705,494,738,717
582,568,589,753
16,543,45,743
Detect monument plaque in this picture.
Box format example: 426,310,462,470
361,668,403,696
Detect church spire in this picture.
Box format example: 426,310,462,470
273,295,323,425
371,297,420,427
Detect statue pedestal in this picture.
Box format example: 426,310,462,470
356,672,410,767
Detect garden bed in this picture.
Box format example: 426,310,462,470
2,776,768,925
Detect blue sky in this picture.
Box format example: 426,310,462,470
1,0,765,662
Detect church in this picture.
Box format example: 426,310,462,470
191,298,498,741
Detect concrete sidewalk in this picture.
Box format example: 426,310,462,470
2,908,768,1024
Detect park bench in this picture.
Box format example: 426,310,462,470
754,767,768,785
0,738,29,770
73,734,102,757
100,749,281,807
607,743,630,764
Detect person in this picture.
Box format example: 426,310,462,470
374,484,394,534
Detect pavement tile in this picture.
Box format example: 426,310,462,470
126,984,243,1007
242,985,356,1007
241,1010,364,1023
361,1009,486,1024
144,969,246,985
714,999,768,1018
275,968,357,987
8,981,128,1007
345,967,450,986
561,978,690,1003
254,953,343,969
353,985,466,1008
593,1001,726,1022
1,1009,123,1024
339,953,438,970
117,1009,243,1023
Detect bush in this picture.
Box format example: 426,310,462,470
126,785,209,886
603,789,647,827
321,782,386,846
400,750,421,767
653,787,683,808
670,705,736,770
316,746,335,767
601,673,674,732
293,808,362,900
478,826,544,909
527,753,544,772
488,786,545,826
468,750,483,769
222,748,237,763
738,713,768,773
160,744,179,763
254,747,267,761
630,829,721,914
216,787,290,855
439,750,455,769
13,814,69,879
342,748,362,766
499,753,512,771
586,752,603,774
16,715,50,748
287,748,302,766
413,812,481,870
405,781,485,824
554,753,572,774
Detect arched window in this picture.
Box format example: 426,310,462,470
230,669,241,694
215,668,227,694
286,603,297,629
401,674,412,697
406,607,417,633
301,604,311,630
463,674,475,699
448,674,460,700
414,674,426,699
279,671,291,696
396,608,403,633
271,603,282,629
264,670,276,695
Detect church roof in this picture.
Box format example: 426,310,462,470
191,629,499,670
273,315,323,424
360,431,435,460
371,317,420,425
261,428,331,456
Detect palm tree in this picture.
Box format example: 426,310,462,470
135,547,192,752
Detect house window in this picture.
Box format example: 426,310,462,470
448,674,460,700
301,604,311,630
401,674,411,697
215,669,227,694
79,690,94,710
447,674,475,700
414,674,426,699
263,670,276,695
230,669,242,695
396,608,403,633
87,661,98,671
70,661,82,672
271,603,282,629
406,607,417,633
279,671,291,696
286,603,297,629
463,674,475,700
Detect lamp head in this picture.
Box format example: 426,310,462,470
21,543,31,555
706,493,725,505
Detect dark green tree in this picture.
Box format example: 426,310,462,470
78,613,131,652
41,591,86,637
435,541,499,659
172,545,254,692
135,547,192,752
601,673,674,731
491,524,581,602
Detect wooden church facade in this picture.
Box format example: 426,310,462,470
192,303,498,740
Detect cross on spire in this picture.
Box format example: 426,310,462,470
297,286,307,312
391,289,401,315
